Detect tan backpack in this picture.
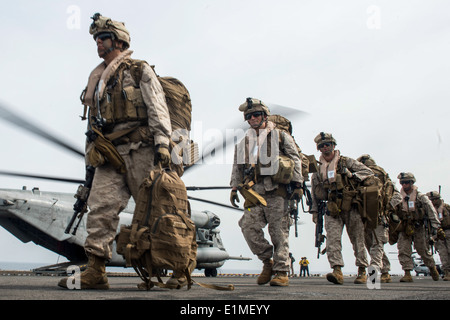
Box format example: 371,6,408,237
116,167,197,290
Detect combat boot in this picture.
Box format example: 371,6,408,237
58,254,109,290
166,270,189,289
257,260,274,285
326,266,344,285
354,267,367,284
269,271,289,287
429,266,440,281
380,272,392,283
400,270,413,282
443,270,450,281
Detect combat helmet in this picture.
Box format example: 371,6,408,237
357,154,376,166
427,191,441,200
239,97,270,120
397,172,416,184
314,132,336,150
89,13,130,49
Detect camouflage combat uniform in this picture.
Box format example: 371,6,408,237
358,155,402,281
230,99,302,281
310,133,373,284
393,173,441,281
427,191,450,280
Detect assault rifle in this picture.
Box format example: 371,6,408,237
315,200,328,259
65,165,95,235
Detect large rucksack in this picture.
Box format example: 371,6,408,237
130,61,198,174
116,166,198,290
268,114,317,181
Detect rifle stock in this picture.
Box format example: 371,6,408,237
315,201,327,258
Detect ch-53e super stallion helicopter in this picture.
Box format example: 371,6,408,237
0,102,309,277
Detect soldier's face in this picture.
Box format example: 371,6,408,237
400,181,412,192
319,142,334,156
96,34,113,58
246,112,266,129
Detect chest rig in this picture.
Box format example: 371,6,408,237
90,59,148,133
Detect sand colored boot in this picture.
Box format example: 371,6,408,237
443,270,450,281
270,271,289,287
354,267,367,284
58,254,109,290
326,266,344,285
380,272,392,283
400,270,413,282
257,260,274,285
166,270,189,289
429,266,440,281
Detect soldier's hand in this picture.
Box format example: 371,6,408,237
311,211,318,224
290,188,303,201
230,190,240,208
155,144,171,167
437,227,446,240
343,167,353,178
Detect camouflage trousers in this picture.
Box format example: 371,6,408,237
85,144,155,260
397,225,436,270
238,193,290,272
435,229,450,271
365,221,391,273
325,208,368,269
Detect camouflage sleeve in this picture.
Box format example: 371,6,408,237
345,157,374,182
280,131,303,184
310,173,320,212
140,63,172,146
418,192,441,229
230,143,244,188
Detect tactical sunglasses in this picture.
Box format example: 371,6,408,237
95,32,113,41
318,142,332,149
245,111,264,120
400,181,412,185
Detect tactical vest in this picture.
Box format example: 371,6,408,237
90,59,148,133
438,204,450,229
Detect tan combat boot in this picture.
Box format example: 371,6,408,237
270,271,289,287
400,270,413,282
58,254,109,289
429,266,440,281
443,270,450,281
354,267,367,284
326,266,344,285
166,270,189,289
257,260,274,285
380,272,392,283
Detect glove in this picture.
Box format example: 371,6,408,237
343,167,353,178
290,188,303,201
311,211,318,224
437,227,446,240
155,144,171,167
230,190,240,208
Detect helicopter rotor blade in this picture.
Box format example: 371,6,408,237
0,103,85,158
186,186,231,191
188,195,241,212
0,170,84,184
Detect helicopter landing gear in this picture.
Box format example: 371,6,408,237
204,268,218,277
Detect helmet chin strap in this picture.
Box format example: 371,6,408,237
250,116,267,130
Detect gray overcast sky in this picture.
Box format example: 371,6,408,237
1,0,449,274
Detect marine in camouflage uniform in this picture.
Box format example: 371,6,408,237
229,98,303,287
357,154,402,283
427,191,450,281
59,13,172,290
310,133,373,284
392,173,443,282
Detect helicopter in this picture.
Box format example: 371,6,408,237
0,102,309,277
